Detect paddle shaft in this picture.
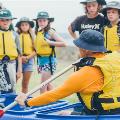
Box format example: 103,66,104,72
3,60,78,112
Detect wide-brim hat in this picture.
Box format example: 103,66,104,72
101,1,120,16
16,17,34,28
80,0,106,5
0,16,17,20
33,11,54,22
0,9,17,20
73,29,107,52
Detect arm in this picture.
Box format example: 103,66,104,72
22,51,36,63
68,16,81,39
68,25,78,39
45,29,67,47
16,55,22,80
15,66,103,106
14,32,22,79
26,51,36,60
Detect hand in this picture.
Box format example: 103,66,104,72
45,38,52,45
15,92,27,106
22,56,28,63
16,71,22,80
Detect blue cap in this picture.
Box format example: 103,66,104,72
73,29,107,52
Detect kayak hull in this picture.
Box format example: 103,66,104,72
1,94,120,120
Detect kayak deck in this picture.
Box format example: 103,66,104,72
1,94,120,120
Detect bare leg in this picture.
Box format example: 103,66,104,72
22,71,32,93
47,82,53,91
40,71,53,93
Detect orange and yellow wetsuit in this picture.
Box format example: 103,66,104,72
27,53,105,106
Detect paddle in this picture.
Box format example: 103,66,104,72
0,59,80,117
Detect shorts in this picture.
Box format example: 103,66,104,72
37,56,57,74
22,58,34,72
38,62,56,74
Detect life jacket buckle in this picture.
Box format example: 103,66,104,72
91,108,98,112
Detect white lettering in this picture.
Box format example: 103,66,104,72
81,24,100,30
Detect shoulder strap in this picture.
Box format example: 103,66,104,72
117,22,120,42
103,24,113,53
76,93,98,115
91,91,104,114
104,23,112,49
44,31,56,56
73,57,96,71
43,31,56,75
2,33,5,55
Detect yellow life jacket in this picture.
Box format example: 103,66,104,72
34,32,55,56
77,52,120,113
0,31,18,60
104,25,120,51
20,33,34,55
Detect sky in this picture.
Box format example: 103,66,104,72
1,0,83,33
0,0,119,33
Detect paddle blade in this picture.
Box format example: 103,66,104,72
0,110,4,117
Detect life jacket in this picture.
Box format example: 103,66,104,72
75,52,120,115
20,33,34,55
104,22,120,52
34,31,55,56
0,31,18,60
35,31,56,75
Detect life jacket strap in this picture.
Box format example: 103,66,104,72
2,33,5,54
73,57,96,71
117,22,120,42
22,35,24,54
49,46,56,75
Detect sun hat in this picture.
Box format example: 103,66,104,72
73,29,107,52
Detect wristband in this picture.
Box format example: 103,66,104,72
24,100,30,107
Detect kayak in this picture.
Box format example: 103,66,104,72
0,93,68,120
1,94,120,120
35,103,120,120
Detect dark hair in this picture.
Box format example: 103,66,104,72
106,8,120,18
119,10,120,17
84,3,102,14
35,20,51,34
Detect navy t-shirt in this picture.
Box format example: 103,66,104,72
71,14,106,34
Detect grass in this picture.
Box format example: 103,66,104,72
16,58,79,103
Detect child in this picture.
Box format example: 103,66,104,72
68,0,106,39
16,17,36,93
0,9,22,94
101,1,120,52
34,11,66,93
